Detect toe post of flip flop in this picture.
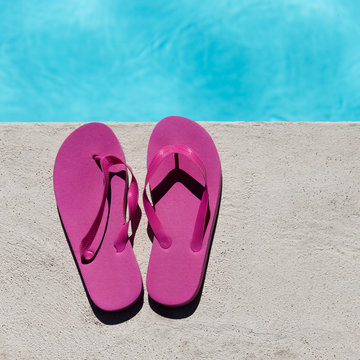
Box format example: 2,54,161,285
144,116,222,307
54,123,143,312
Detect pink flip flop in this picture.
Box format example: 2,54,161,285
53,123,142,311
143,116,222,306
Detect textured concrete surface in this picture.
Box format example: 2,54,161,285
1,122,360,360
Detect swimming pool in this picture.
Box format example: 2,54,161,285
1,0,359,122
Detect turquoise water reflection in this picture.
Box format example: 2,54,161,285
0,1,359,122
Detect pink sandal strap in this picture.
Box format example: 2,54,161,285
80,154,138,263
143,144,209,252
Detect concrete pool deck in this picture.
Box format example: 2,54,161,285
1,122,360,359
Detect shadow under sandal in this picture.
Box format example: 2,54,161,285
144,116,221,307
53,123,142,311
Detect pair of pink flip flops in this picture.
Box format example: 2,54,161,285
53,116,221,311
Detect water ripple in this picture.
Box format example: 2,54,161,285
0,0,359,122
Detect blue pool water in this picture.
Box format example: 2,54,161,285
1,1,360,122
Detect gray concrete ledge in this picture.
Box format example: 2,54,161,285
1,122,360,359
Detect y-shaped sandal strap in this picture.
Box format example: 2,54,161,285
143,144,209,252
80,154,138,263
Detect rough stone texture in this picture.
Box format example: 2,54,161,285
1,122,360,360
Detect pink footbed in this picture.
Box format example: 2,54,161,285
53,123,142,311
145,116,221,306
